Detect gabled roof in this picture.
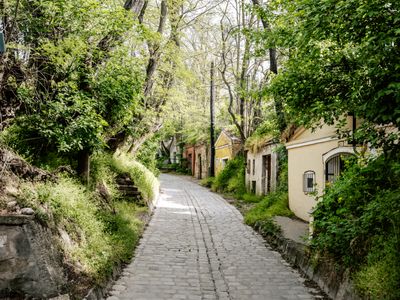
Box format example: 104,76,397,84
215,130,241,147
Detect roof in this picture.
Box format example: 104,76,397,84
221,130,241,142
244,135,276,153
214,130,242,148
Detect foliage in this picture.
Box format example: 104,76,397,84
267,0,400,152
91,151,159,204
16,176,146,284
111,152,160,204
1,0,145,167
245,111,279,153
244,191,293,226
134,136,161,176
311,154,400,299
200,177,215,188
211,156,246,197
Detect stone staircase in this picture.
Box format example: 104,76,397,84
116,174,142,203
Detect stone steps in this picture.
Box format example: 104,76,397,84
116,174,142,203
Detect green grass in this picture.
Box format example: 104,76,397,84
111,152,159,205
354,235,400,300
17,177,146,284
14,151,160,289
200,177,215,188
244,191,293,227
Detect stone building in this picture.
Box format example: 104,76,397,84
245,138,279,195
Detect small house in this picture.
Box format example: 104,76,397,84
245,138,278,195
215,130,242,176
285,117,357,222
183,145,195,175
194,142,210,180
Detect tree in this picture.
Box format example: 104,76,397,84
268,0,400,152
0,0,144,180
219,0,269,145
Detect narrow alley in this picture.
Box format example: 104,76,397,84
107,174,320,300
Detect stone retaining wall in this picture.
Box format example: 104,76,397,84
264,230,360,300
0,215,65,298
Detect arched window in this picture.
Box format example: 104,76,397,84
325,153,351,184
303,171,316,193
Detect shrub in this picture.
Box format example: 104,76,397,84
311,154,400,299
200,177,215,188
134,137,161,176
212,156,246,197
244,191,293,227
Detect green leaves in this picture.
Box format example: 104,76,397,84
265,0,400,151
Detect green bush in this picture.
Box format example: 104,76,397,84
241,193,263,203
244,191,293,227
311,154,400,299
200,177,215,188
134,137,161,176
212,156,246,197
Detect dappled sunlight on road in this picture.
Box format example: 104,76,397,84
157,188,194,214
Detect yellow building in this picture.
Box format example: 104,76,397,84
286,117,357,222
215,130,242,176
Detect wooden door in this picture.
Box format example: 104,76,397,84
262,155,272,194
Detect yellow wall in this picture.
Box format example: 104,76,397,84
215,147,232,175
215,132,240,176
288,140,340,221
286,119,355,221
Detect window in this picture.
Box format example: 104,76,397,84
222,158,228,168
252,159,255,175
247,159,251,174
325,154,350,184
303,171,315,193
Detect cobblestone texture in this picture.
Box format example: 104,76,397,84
107,174,318,300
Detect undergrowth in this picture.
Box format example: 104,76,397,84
14,151,159,295
92,152,160,205
311,153,400,299
211,156,246,198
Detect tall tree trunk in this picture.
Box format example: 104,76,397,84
143,0,168,99
128,123,163,155
251,0,286,132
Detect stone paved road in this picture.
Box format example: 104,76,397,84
107,174,318,300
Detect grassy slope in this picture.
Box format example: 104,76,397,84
13,152,159,297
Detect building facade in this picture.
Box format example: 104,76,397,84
286,117,357,221
215,130,242,176
194,143,210,180
245,140,278,196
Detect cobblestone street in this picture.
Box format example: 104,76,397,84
107,174,319,300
